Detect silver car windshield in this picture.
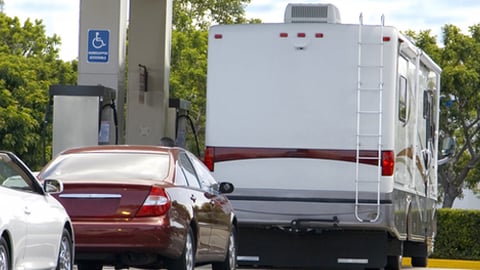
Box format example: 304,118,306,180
41,153,170,181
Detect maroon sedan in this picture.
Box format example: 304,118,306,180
38,145,237,270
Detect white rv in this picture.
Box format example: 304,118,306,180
205,3,444,269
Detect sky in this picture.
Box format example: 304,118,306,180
3,0,480,61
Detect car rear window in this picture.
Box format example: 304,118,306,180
41,152,170,181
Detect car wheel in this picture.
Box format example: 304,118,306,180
56,229,73,270
0,237,10,270
212,227,237,270
385,255,402,270
77,262,103,270
169,227,195,270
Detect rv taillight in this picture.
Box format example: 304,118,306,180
315,33,324,38
214,34,223,39
383,36,391,42
297,32,306,38
280,32,288,38
204,147,214,171
382,151,395,176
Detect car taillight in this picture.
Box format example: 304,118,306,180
204,147,214,171
382,151,395,176
136,186,171,217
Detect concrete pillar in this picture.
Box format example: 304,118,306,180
78,0,128,144
125,0,173,145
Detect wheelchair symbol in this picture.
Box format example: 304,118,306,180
92,32,107,49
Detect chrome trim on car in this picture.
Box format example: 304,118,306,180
59,193,122,199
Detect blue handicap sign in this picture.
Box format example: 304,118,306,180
87,30,109,63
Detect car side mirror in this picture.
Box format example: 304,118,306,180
438,135,456,166
441,136,456,157
218,182,234,194
43,179,64,194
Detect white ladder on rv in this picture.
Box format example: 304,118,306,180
355,14,385,222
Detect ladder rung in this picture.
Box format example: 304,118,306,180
358,110,381,114
357,141,381,145
358,87,383,91
358,64,384,68
357,133,382,137
357,156,379,160
356,202,380,207
357,150,381,153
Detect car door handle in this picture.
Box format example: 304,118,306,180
190,194,196,202
24,206,31,215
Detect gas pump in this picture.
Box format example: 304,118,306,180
168,98,190,147
46,85,118,158
167,98,200,155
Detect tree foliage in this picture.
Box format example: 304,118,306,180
169,0,253,153
172,0,251,32
408,25,480,207
0,13,76,170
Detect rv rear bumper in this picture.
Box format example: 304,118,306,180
227,188,399,231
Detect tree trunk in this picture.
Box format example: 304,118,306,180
442,191,456,208
439,165,463,208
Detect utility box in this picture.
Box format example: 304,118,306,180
49,85,117,157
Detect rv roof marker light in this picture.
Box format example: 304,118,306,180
383,36,391,42
214,34,223,39
297,32,306,38
280,32,288,38
315,33,324,38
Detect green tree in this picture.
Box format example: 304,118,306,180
169,29,208,154
408,25,480,208
169,0,254,154
172,0,251,32
439,24,480,208
0,13,76,170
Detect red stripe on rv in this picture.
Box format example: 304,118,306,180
204,146,394,176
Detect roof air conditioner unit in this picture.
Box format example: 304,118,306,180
284,3,341,24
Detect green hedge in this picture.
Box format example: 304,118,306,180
432,208,480,260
